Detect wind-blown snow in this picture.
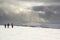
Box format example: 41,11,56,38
0,25,60,40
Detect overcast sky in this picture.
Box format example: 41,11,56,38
0,0,60,25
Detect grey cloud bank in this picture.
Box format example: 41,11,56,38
17,0,60,3
0,0,60,26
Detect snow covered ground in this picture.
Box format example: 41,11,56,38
0,25,60,40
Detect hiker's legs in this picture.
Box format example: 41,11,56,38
8,25,9,28
12,25,13,28
4,24,6,28
5,25,6,28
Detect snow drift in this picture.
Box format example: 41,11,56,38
0,25,60,40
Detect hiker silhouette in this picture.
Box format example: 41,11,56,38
7,23,9,28
4,24,6,28
11,23,13,28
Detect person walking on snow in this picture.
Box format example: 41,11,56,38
4,24,6,28
7,23,9,28
11,23,13,28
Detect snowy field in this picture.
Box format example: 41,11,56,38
0,25,60,40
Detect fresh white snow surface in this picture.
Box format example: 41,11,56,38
0,25,60,40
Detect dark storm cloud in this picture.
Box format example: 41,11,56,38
32,6,45,11
40,0,60,3
32,5,60,24
32,5,60,11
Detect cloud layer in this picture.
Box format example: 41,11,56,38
0,0,60,25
